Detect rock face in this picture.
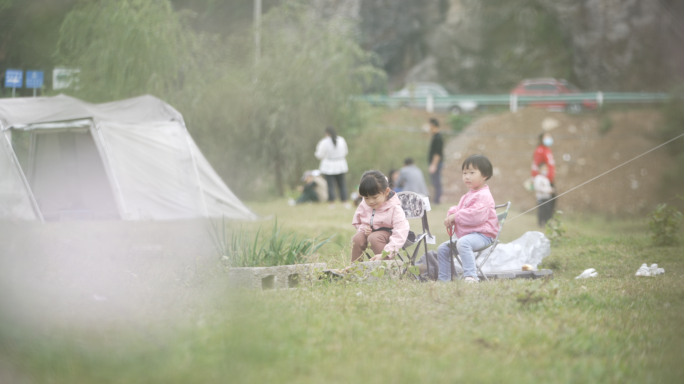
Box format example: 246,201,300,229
540,0,684,91
311,0,684,91
310,0,449,88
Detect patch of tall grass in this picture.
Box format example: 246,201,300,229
209,218,334,267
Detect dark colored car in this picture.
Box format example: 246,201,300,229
510,78,597,113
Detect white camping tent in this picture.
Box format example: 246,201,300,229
0,94,257,222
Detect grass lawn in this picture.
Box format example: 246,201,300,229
0,201,683,383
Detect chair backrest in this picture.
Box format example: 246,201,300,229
492,202,511,240
396,191,426,220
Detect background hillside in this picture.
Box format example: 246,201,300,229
3,0,684,93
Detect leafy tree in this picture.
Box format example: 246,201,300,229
189,2,383,197
54,0,202,103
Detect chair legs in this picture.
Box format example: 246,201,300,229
451,246,494,281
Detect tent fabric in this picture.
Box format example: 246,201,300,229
30,130,119,221
98,121,205,220
0,135,37,220
0,94,258,221
0,94,183,130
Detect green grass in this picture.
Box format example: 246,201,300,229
0,204,683,383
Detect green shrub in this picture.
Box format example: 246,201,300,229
648,203,683,246
209,218,334,267
545,210,566,245
599,114,613,135
449,114,474,133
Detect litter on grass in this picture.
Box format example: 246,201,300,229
635,263,665,277
575,268,598,279
451,231,551,274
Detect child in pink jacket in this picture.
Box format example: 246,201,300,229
351,170,410,262
437,155,499,283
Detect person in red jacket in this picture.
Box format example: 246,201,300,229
531,132,557,215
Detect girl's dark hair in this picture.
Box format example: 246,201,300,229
325,126,337,147
462,154,493,180
359,170,389,197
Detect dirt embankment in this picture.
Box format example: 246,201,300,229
441,108,670,215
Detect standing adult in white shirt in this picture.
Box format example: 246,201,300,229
315,126,350,209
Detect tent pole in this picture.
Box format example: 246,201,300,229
2,131,44,223
26,131,37,186
184,130,209,218
91,122,129,219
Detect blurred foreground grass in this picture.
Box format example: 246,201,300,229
0,204,683,383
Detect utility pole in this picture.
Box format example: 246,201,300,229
254,0,262,65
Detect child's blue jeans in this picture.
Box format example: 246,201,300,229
437,232,493,281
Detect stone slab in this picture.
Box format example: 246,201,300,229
227,263,327,290
486,269,554,280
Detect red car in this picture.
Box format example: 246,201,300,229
510,78,597,113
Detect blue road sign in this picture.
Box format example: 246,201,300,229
5,69,22,88
26,71,44,89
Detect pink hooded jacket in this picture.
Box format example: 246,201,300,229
352,192,410,254
447,185,499,239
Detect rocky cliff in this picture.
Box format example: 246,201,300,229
312,0,684,92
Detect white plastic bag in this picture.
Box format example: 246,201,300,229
452,231,551,274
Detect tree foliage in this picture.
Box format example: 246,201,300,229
55,0,202,103
188,2,383,197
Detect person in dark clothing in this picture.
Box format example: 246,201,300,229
428,118,444,204
289,170,328,205
297,177,321,204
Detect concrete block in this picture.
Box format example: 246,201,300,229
227,263,327,290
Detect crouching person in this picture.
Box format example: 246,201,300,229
291,170,328,205
351,170,410,262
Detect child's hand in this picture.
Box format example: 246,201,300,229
364,225,372,236
444,214,455,228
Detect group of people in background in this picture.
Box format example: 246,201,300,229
295,119,444,208
290,126,351,208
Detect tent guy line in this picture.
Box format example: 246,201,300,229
507,131,684,223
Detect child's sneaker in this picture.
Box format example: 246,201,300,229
635,263,651,277
464,276,478,284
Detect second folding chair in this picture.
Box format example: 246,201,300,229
447,201,511,281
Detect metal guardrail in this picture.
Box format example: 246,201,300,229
357,92,671,112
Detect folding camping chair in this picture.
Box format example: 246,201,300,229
448,202,511,281
394,191,433,276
